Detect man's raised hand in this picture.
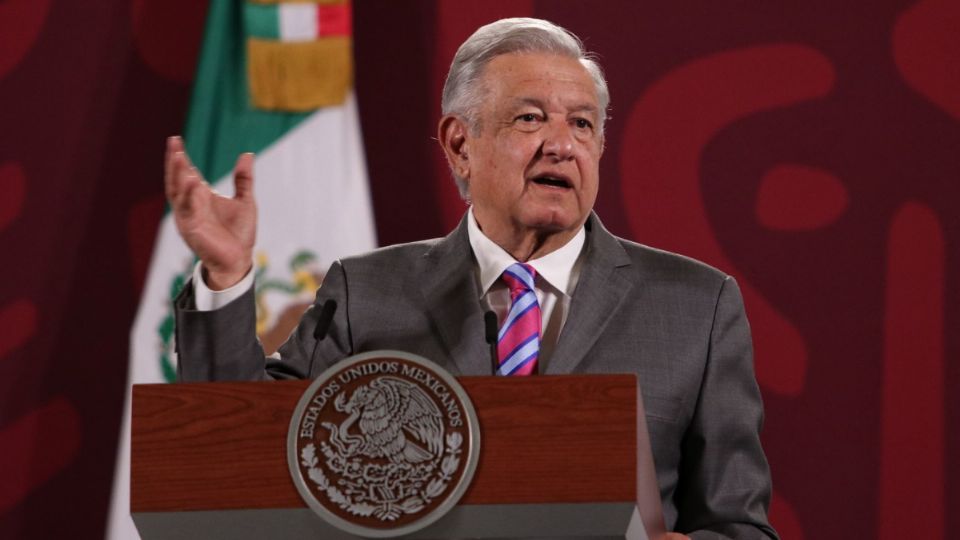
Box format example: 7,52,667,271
164,136,258,290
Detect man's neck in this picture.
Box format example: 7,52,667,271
500,233,572,262
472,212,584,262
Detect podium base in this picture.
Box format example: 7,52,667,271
134,502,648,540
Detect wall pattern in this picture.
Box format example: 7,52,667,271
0,1,955,538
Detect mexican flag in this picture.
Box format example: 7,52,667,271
107,0,376,537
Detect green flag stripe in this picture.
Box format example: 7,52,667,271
177,0,310,215
243,3,280,40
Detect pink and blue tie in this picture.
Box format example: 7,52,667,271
497,263,540,376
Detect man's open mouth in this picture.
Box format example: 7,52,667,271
531,175,571,188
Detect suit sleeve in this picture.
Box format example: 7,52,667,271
675,276,779,539
175,260,353,381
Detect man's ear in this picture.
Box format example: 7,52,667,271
438,115,470,180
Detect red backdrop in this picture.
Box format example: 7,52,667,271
0,1,957,538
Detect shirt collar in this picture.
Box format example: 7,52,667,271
467,207,585,296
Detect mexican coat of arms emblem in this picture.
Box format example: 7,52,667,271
287,351,481,537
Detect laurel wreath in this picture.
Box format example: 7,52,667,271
301,431,463,521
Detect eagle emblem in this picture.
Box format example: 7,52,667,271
323,376,444,465
289,352,480,537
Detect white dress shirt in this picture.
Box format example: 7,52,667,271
192,260,254,311
194,208,586,372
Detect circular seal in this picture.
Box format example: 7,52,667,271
288,351,481,537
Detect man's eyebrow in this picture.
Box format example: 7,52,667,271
507,98,599,117
567,103,599,115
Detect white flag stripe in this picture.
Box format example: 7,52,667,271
110,91,375,539
253,93,375,270
279,3,318,42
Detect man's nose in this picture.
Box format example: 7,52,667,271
541,121,575,161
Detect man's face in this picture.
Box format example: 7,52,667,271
460,52,604,245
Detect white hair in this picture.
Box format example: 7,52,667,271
441,18,610,198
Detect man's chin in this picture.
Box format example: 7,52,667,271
519,209,586,235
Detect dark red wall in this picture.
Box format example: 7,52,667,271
1,1,956,538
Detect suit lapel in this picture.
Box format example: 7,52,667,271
418,218,493,376
546,215,635,374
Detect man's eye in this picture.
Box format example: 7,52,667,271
517,113,539,123
574,118,593,129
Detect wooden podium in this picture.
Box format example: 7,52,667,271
131,374,665,539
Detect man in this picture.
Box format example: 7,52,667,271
167,18,777,539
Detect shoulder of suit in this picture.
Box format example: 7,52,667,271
611,234,732,286
585,213,731,286
338,237,445,269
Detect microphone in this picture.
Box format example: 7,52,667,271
313,299,337,340
484,310,498,374
484,311,498,344
271,299,337,380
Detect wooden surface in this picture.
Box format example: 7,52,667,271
131,375,638,512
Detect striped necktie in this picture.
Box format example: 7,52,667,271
496,263,541,376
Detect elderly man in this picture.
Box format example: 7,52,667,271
167,18,777,539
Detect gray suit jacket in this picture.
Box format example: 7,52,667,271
176,214,776,539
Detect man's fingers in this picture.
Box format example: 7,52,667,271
164,136,183,200
165,136,206,200
168,152,195,206
186,175,209,213
172,167,209,215
177,171,211,218
177,139,198,171
233,152,256,202
173,169,198,213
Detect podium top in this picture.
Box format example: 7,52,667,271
132,374,665,539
